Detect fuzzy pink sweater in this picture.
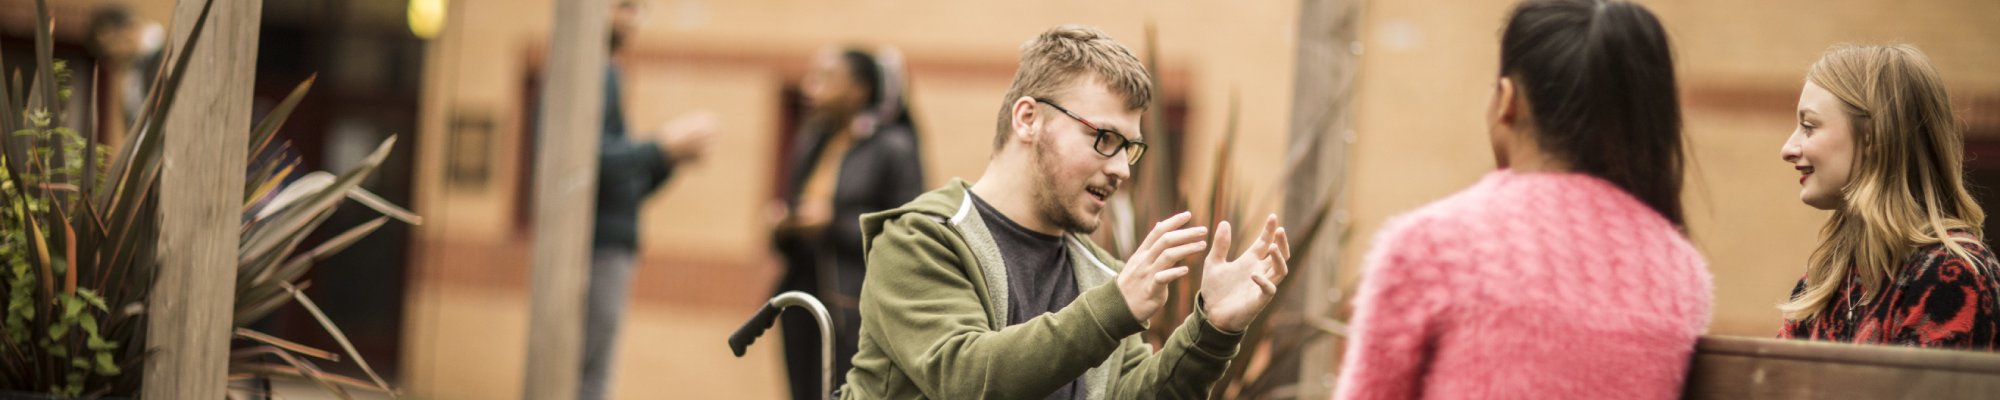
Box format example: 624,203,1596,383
1334,171,1713,399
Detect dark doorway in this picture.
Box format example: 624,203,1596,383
253,0,425,382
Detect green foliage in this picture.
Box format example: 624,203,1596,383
1,56,120,396
37,291,116,396
2,0,410,396
4,195,34,347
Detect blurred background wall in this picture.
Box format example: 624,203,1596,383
4,0,1997,398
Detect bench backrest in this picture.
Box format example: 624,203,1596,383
1684,335,2000,399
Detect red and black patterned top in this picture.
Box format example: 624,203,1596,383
1778,231,2000,350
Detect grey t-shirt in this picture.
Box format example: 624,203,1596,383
968,193,1085,400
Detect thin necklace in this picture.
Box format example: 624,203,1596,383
1843,277,1863,325
1845,290,1857,321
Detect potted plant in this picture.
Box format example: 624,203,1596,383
1,0,413,397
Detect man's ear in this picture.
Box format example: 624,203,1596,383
1008,96,1040,146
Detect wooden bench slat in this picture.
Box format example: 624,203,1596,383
1685,336,2000,399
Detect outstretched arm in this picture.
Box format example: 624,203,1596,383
862,211,1211,398
1108,298,1245,399
862,214,1145,398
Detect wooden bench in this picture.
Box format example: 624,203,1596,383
1684,335,2000,399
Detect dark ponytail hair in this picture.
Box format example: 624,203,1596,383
840,49,885,109
1500,0,1686,227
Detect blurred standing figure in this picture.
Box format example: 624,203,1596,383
578,2,718,399
87,2,164,149
1335,0,1712,398
770,47,926,400
1776,44,2000,349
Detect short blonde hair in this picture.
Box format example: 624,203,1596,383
992,25,1153,150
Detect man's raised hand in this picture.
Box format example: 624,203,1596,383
1199,214,1292,333
1119,212,1207,324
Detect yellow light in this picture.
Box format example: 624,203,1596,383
408,0,447,40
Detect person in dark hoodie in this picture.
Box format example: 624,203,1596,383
771,46,927,400
577,2,716,399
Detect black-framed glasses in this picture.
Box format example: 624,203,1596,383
1035,98,1147,165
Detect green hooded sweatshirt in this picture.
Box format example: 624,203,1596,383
839,179,1244,400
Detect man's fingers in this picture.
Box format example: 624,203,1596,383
1135,226,1205,275
1273,227,1292,261
1156,226,1209,249
1206,220,1233,265
1252,274,1278,295
1267,243,1291,281
1238,214,1278,261
1257,214,1279,252
1154,266,1191,284
1138,211,1192,258
1156,240,1209,269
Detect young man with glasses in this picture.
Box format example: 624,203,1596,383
837,25,1293,400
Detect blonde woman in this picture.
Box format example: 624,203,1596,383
1777,44,2000,349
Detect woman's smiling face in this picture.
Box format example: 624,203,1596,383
1780,80,1858,210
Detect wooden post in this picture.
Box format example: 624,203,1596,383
1284,0,1360,397
144,0,259,397
521,0,609,398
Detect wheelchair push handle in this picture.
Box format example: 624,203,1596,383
728,301,784,357
727,291,835,400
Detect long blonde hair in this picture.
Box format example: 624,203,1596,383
1779,44,1987,321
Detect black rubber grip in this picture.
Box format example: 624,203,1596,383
728,302,782,357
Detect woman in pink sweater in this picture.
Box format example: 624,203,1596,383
1333,0,1714,398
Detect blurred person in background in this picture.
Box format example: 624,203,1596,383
1776,44,2000,349
1334,0,1712,398
87,2,164,149
578,1,718,399
770,46,926,400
